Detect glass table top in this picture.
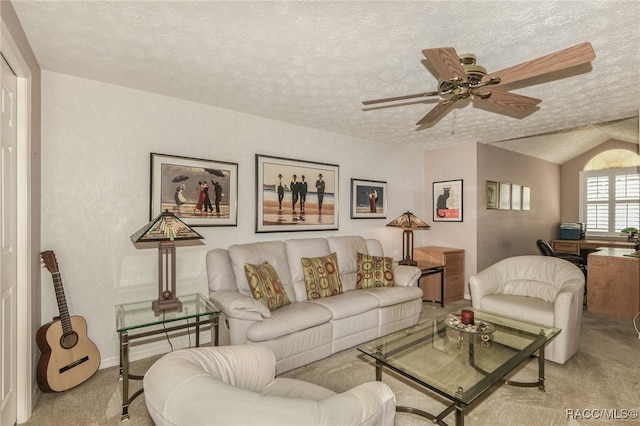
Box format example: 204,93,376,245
357,307,559,405
116,293,219,332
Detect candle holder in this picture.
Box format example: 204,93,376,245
460,309,474,325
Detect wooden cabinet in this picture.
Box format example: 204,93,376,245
587,248,640,319
413,247,465,303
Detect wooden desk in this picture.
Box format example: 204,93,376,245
552,239,636,255
587,248,640,319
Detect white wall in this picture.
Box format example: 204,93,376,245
40,71,426,367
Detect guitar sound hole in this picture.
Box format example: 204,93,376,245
60,331,78,349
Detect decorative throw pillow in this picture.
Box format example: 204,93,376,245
356,252,395,288
244,262,291,311
301,252,343,300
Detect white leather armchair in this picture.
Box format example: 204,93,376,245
469,256,585,364
143,345,396,426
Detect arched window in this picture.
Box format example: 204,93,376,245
579,149,640,237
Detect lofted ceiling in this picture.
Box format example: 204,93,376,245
10,0,640,163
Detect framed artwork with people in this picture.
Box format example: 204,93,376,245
255,154,339,232
350,178,387,219
433,179,463,222
150,153,238,226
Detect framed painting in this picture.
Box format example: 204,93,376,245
433,179,463,222
256,154,339,232
350,178,387,219
486,180,498,210
150,153,238,226
511,183,522,210
499,182,511,210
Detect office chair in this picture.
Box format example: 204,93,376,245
536,239,587,271
537,239,587,304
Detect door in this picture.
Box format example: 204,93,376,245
1,55,18,426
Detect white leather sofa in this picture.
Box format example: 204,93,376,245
206,235,422,373
144,345,396,426
469,255,585,364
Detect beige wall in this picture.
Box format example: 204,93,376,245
561,139,639,223
424,141,478,296
477,144,561,271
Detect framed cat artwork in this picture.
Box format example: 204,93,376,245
433,179,463,222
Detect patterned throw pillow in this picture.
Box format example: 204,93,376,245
244,262,291,311
301,252,343,300
356,252,395,288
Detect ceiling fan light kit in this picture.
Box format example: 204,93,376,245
363,42,595,126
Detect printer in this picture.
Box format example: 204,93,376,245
559,223,585,240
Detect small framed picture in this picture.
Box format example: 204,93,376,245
499,182,511,210
486,181,498,210
150,153,238,226
511,184,522,211
256,154,339,232
433,179,463,222
350,179,387,219
522,186,531,210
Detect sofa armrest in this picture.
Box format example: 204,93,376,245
319,381,396,426
469,268,502,309
392,264,421,287
211,290,271,321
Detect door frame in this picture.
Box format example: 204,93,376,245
2,19,35,423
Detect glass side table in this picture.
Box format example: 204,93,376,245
115,292,220,421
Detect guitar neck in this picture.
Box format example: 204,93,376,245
51,272,73,334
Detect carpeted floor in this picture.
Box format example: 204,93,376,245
23,301,640,425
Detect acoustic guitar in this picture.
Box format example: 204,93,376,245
36,250,101,392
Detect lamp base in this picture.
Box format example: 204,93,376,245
399,259,418,266
152,298,182,313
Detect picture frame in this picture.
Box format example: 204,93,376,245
433,179,463,222
522,186,531,210
350,179,387,219
499,182,511,210
511,184,522,211
256,154,339,233
486,180,498,210
150,153,238,227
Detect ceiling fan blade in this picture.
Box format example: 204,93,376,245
416,99,456,125
482,42,595,86
473,89,541,111
362,91,440,105
422,47,468,82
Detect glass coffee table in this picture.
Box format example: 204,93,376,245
358,307,560,426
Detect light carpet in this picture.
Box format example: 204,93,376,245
23,301,640,425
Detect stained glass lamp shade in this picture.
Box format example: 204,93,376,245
386,211,431,266
131,210,203,312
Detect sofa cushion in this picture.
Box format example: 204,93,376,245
481,294,555,326
301,252,343,300
356,252,394,288
246,301,332,342
310,290,380,320
501,279,558,303
229,241,293,299
285,238,332,301
244,262,291,311
360,286,423,308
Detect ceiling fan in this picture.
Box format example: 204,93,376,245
362,42,595,126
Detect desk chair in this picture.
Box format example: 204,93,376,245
537,239,587,303
536,239,587,271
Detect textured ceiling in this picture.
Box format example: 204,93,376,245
11,0,640,163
